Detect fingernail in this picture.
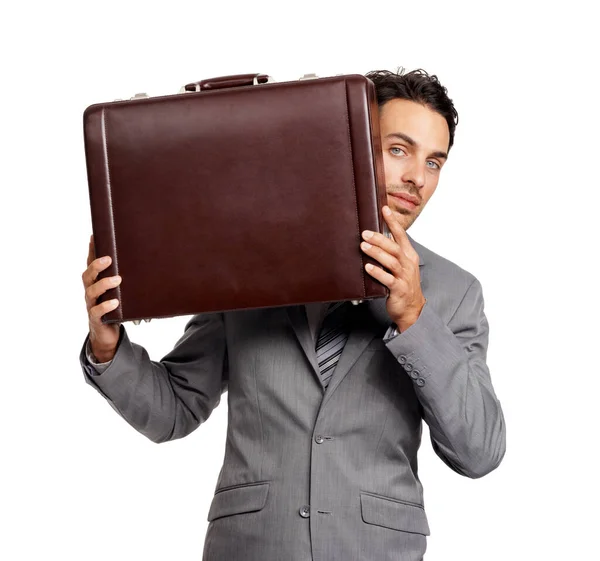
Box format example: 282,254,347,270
362,230,373,239
361,242,372,250
100,256,110,264
383,206,392,216
112,275,121,284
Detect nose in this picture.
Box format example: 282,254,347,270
401,159,426,189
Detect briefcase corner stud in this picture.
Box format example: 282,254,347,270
131,318,152,325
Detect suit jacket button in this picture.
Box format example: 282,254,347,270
315,435,324,444
405,363,413,372
299,505,310,518
415,378,425,387
410,370,419,380
399,355,407,364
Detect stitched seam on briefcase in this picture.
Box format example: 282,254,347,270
344,80,366,298
101,108,122,318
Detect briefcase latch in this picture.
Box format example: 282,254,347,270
113,93,149,102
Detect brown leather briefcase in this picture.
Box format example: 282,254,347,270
83,72,389,324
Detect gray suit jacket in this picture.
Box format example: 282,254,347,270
79,234,506,561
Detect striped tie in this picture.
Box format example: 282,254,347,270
315,302,352,389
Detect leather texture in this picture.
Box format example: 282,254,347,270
79,234,506,561
83,74,387,324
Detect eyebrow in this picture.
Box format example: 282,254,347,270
386,132,448,160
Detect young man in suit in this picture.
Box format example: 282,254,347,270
80,69,505,561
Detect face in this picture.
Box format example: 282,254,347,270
379,99,450,230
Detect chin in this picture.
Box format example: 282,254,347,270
390,207,417,230
389,204,411,217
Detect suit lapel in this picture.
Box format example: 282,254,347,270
285,305,322,385
320,300,386,406
407,233,426,269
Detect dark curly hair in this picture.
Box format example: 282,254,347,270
365,68,459,150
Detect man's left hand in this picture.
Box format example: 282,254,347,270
360,206,426,333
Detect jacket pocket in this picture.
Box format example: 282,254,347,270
360,492,430,535
207,481,270,522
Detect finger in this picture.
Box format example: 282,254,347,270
360,241,402,275
365,262,397,289
361,229,402,259
85,275,122,311
382,206,410,247
82,255,112,288
382,206,419,263
89,298,120,323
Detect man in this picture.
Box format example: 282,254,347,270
80,68,506,561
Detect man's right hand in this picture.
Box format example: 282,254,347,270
83,234,122,362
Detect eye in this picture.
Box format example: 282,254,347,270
390,147,406,156
426,160,440,170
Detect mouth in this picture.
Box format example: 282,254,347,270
388,192,419,210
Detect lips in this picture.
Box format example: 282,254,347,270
391,192,420,205
389,192,420,209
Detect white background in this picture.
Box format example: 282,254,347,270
1,1,598,559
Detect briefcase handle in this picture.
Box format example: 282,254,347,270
184,73,270,92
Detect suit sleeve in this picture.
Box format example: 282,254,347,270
383,277,506,478
85,339,112,373
79,313,228,443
